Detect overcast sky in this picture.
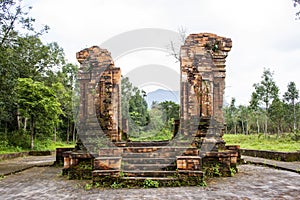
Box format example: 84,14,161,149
26,0,300,105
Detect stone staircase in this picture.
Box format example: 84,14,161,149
92,146,204,183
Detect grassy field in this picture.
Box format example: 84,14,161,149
224,133,300,152
0,140,75,154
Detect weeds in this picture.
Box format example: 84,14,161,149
110,181,122,189
0,175,5,180
84,183,93,190
205,164,222,177
229,167,237,177
143,179,159,188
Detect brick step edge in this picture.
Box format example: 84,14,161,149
120,177,178,181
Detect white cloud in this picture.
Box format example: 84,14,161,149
26,0,300,105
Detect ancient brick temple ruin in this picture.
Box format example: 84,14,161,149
76,46,122,144
59,33,240,186
180,33,233,151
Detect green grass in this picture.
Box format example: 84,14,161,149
0,140,75,154
129,129,173,141
224,133,300,152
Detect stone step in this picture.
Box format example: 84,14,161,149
120,177,178,181
122,163,176,171
92,169,120,177
122,152,178,158
122,146,199,155
94,157,121,170
122,157,176,165
177,170,204,177
123,170,178,178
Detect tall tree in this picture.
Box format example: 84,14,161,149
249,92,261,133
0,0,63,134
238,105,250,134
121,76,149,134
253,68,279,135
224,98,239,134
17,78,63,149
158,101,179,123
269,98,286,136
283,81,299,131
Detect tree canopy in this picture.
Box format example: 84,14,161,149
0,0,78,151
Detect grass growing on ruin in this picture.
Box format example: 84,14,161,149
224,133,300,152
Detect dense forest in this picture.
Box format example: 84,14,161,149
0,0,78,150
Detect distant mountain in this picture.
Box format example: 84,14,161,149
145,89,180,108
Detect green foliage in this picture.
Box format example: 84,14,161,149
204,164,222,177
129,128,173,141
121,76,150,134
110,182,122,189
253,68,279,111
284,82,299,131
292,129,300,141
157,101,179,124
198,180,207,187
121,76,179,141
0,1,78,150
252,68,279,134
0,138,74,154
17,78,63,149
143,179,159,188
230,167,237,177
84,183,93,191
224,70,300,135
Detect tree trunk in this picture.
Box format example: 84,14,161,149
17,109,21,130
293,102,296,131
23,117,27,131
256,118,260,134
241,120,245,134
54,126,56,143
30,115,34,150
72,122,76,142
234,123,237,134
66,118,70,144
264,115,268,137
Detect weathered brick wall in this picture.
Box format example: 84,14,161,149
76,46,122,142
180,33,232,150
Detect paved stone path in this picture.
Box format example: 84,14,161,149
0,164,300,199
243,155,300,174
0,155,300,199
0,155,55,176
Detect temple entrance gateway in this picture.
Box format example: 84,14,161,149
61,33,240,185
